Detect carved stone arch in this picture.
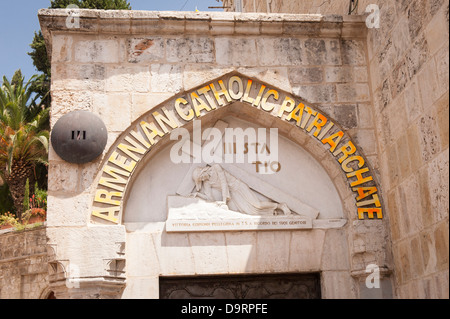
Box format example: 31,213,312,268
90,72,383,226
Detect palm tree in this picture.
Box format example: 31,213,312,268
0,70,49,220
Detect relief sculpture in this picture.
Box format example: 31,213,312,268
191,164,291,216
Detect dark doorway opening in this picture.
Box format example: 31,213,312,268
160,273,321,299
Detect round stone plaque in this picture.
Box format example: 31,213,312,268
51,111,108,164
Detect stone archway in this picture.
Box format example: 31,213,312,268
90,72,382,226
83,72,391,299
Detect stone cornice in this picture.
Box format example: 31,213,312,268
39,9,367,59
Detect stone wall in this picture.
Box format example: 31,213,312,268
37,9,394,299
223,0,450,300
367,0,449,299
0,227,49,299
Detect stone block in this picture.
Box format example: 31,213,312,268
293,84,336,103
410,235,425,278
126,233,159,277
396,133,412,181
48,162,79,193
47,193,90,227
255,231,291,273
52,63,105,92
403,80,423,123
256,38,303,66
357,103,373,129
321,271,356,299
425,6,450,55
435,93,449,149
304,38,341,66
434,221,449,271
407,0,428,41
325,66,353,83
167,37,215,63
406,124,424,172
52,35,73,63
418,114,441,163
127,37,165,63
334,104,358,129
321,229,350,271
420,231,437,275
74,39,120,63
435,44,449,99
106,65,150,93
132,93,174,121
122,277,159,299
237,67,292,93
387,190,402,241
290,67,324,84
216,37,258,66
183,64,234,91
189,233,229,275
406,34,429,79
50,91,93,127
336,83,370,102
341,39,366,65
390,59,409,99
93,93,131,132
225,232,257,273
288,230,325,272
427,150,449,222
155,232,195,276
150,64,183,93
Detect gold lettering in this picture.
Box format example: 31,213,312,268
321,131,344,152
99,165,130,192
353,186,378,201
210,80,232,106
94,189,122,206
191,91,212,117
306,113,328,137
129,129,150,148
278,96,296,118
92,206,120,224
198,86,217,110
153,107,180,134
253,85,266,107
260,89,279,112
317,121,334,140
287,103,305,127
356,194,381,207
333,141,357,164
346,167,373,187
109,151,136,173
117,136,148,162
242,79,255,104
341,155,365,173
358,208,383,219
140,121,165,146
175,98,195,121
300,107,317,129
228,76,244,100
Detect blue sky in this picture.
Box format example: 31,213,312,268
0,0,224,82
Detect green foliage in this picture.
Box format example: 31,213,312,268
0,183,14,214
0,212,20,228
50,0,131,10
28,32,51,77
0,71,50,218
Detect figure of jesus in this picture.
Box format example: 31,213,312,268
192,164,291,216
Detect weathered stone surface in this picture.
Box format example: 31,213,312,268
128,37,165,63
167,37,215,63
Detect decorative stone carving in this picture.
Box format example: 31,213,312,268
191,164,292,217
